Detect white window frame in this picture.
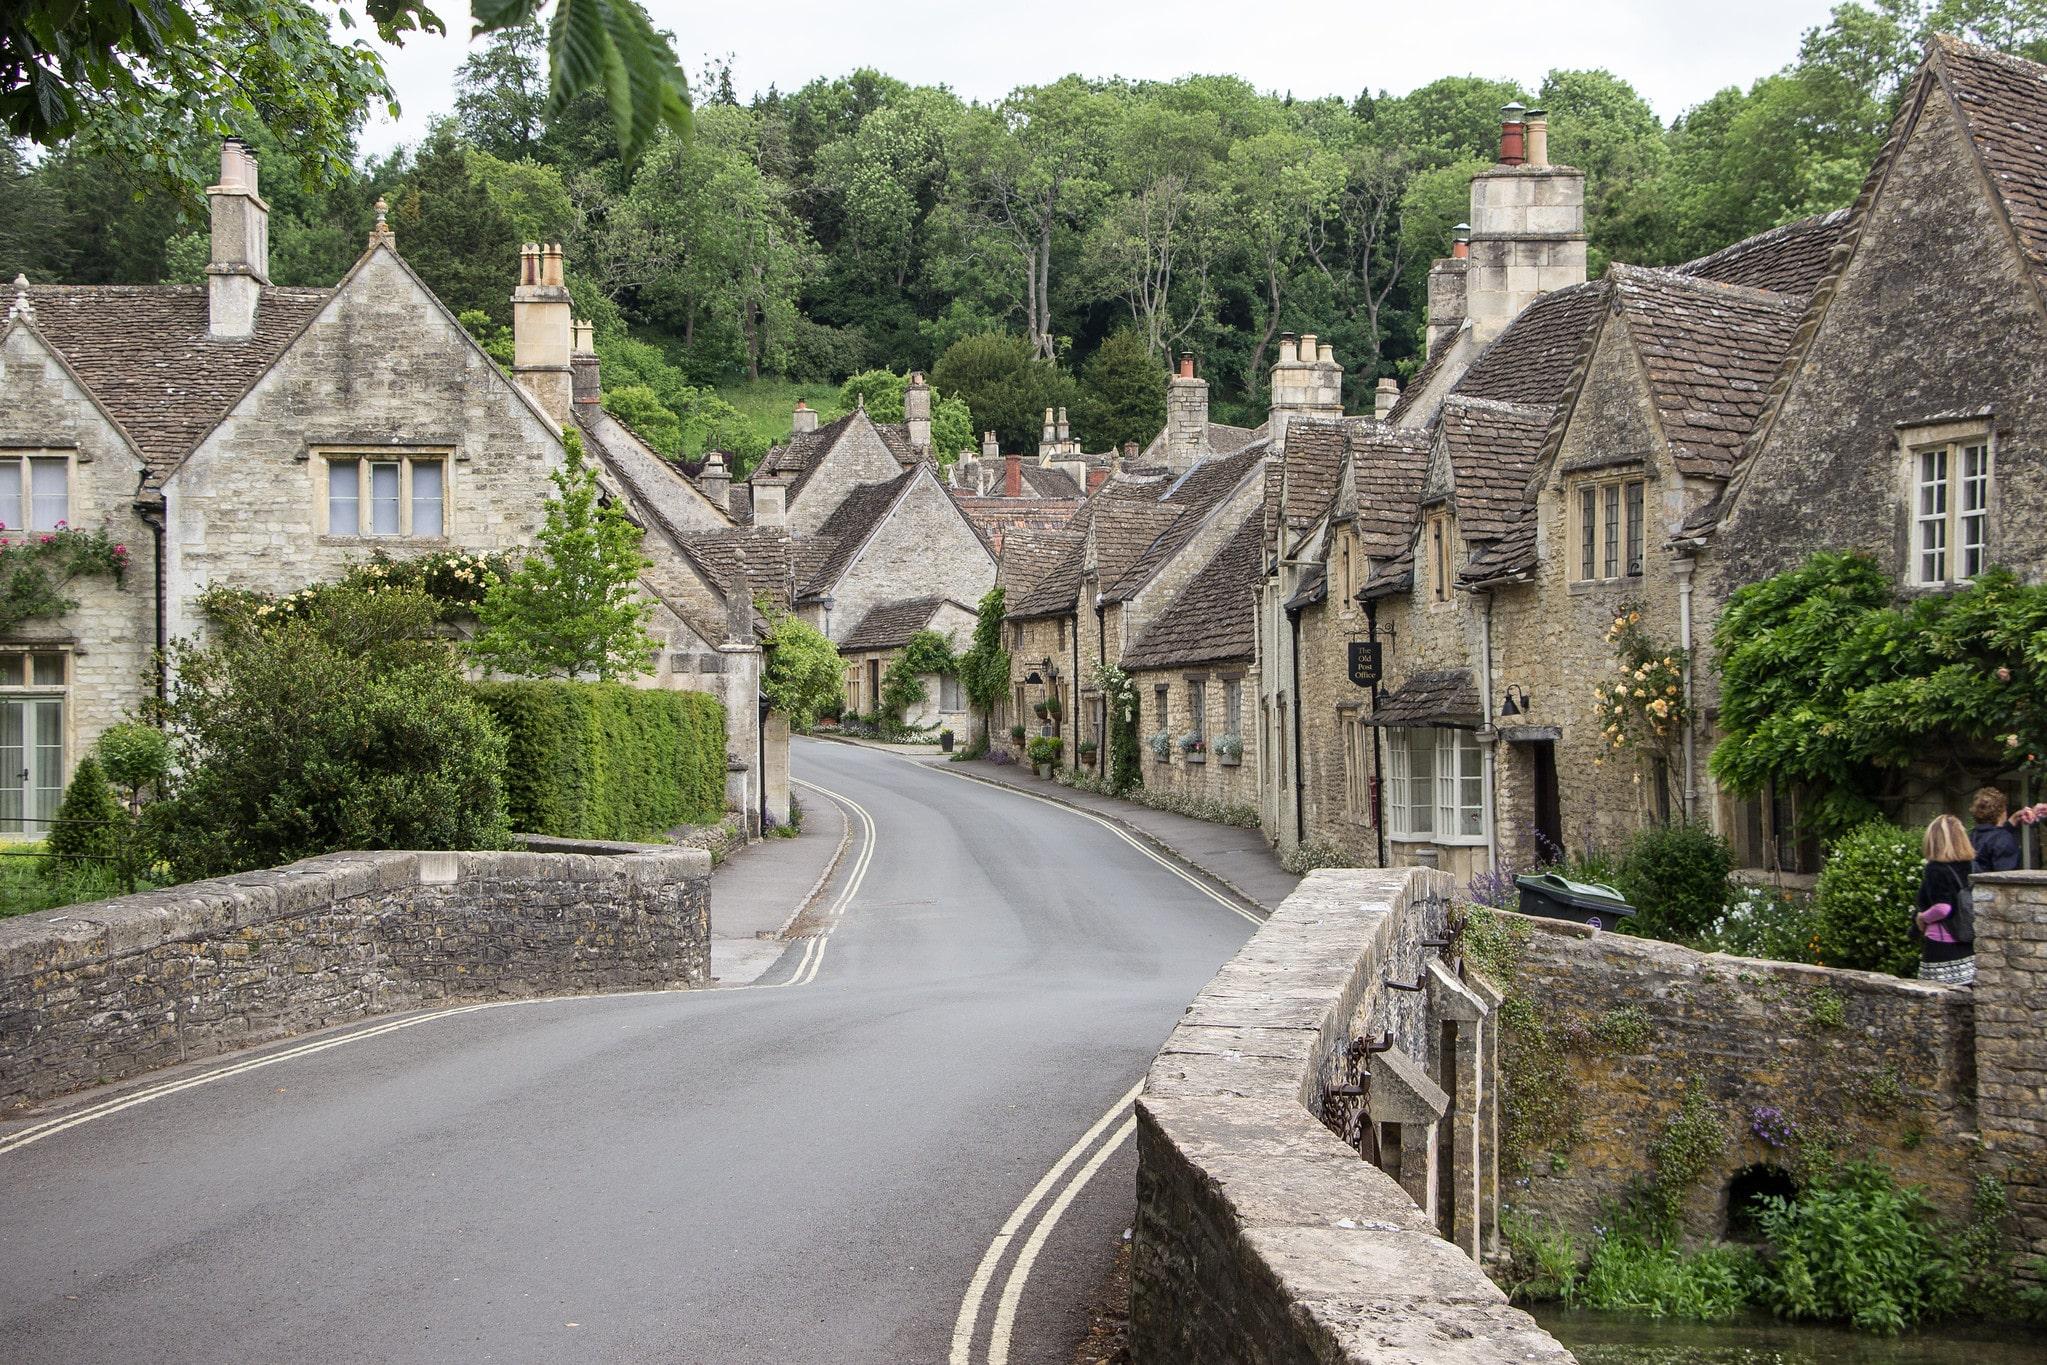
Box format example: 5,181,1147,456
1908,433,1992,588
0,650,69,838
0,452,74,538
319,450,450,540
1386,726,1486,844
1569,474,1646,584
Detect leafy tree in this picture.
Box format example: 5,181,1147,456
149,584,510,880
1073,329,1166,451
93,720,172,810
466,147,575,243
388,124,525,322
602,383,684,455
470,427,656,680
43,756,123,875
956,587,1012,750
930,393,975,462
931,334,1077,454
837,369,907,421
759,606,842,729
454,21,548,160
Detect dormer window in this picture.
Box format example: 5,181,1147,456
1911,437,1991,587
1570,476,1644,583
320,451,447,539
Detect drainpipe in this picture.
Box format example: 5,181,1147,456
1070,610,1080,769
1095,594,1108,771
1477,588,1499,875
1288,604,1305,845
1675,556,1698,823
136,493,168,705
1365,596,1386,869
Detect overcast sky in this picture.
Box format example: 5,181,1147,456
357,0,1841,158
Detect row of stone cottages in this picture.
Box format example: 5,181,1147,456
964,36,2045,882
0,139,1033,842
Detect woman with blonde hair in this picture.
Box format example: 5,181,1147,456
1914,814,1977,985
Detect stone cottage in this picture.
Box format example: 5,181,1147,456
836,595,978,729
0,139,782,835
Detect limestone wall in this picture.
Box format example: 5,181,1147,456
0,844,711,1111
1487,911,1977,1240
1974,873,2047,1277
1130,867,1573,1364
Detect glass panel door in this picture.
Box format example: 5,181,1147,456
31,699,62,830
0,701,23,834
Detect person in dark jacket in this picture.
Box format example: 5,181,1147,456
1915,814,1976,986
1970,786,2045,874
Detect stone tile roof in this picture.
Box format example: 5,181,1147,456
1206,421,1263,455
1460,518,1537,586
1438,396,1555,540
1370,668,1480,727
1675,210,1850,296
754,412,857,499
1931,37,2047,301
678,527,795,610
1260,460,1283,554
1010,529,1088,619
1360,546,1413,601
22,283,333,477
1019,463,1083,497
1281,419,1347,529
872,421,920,464
1091,484,1185,598
796,468,918,599
1451,282,1608,408
839,596,950,651
1608,264,1807,480
1108,443,1267,601
1119,510,1263,671
999,528,1078,601
953,495,1086,546
1349,424,1434,559
1386,342,1455,426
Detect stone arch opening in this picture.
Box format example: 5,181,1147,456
1724,1163,1798,1240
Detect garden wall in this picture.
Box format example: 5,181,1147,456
0,844,711,1111
1130,868,1573,1364
1485,910,1977,1242
1973,872,2047,1280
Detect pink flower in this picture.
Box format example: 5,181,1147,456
1997,666,2013,682
38,535,51,545
113,544,127,556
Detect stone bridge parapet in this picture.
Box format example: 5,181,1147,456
0,844,711,1112
1130,866,1572,1364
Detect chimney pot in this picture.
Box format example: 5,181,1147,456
1088,468,1108,493
791,400,818,434
1524,108,1549,168
1452,222,1471,260
1499,102,1527,166
1177,352,1195,379
1374,376,1401,421
1317,342,1334,365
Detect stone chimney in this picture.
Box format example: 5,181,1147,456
206,138,269,340
1375,377,1401,421
1426,225,1471,360
1164,352,1208,473
1268,331,1343,453
1039,407,1057,456
699,452,731,512
570,317,601,407
1088,467,1109,493
1465,102,1585,347
1055,407,1071,452
905,371,931,454
791,400,818,435
981,430,999,461
513,242,573,425
752,477,789,528
1004,453,1023,498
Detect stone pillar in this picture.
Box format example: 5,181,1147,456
1429,959,1493,1261
1973,873,2047,1281
1367,1046,1450,1223
762,711,791,829
1466,968,1507,1257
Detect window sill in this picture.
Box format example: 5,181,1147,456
1388,833,1488,847
320,535,452,548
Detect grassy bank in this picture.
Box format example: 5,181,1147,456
716,380,841,454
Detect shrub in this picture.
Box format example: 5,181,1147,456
1812,820,1921,974
472,681,725,841
1009,724,1026,742
151,586,510,880
1751,1160,1963,1334
760,609,843,730
1578,1226,1753,1321
43,756,123,876
1613,821,1732,940
93,720,172,808
1699,884,1824,963
1026,735,1062,766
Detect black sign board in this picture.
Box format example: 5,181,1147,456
1347,641,1382,689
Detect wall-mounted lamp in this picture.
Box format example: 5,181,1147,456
1500,684,1533,717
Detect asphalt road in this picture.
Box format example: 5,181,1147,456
0,739,1259,1365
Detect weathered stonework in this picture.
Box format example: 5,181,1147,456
1973,873,2047,1278
1130,867,1572,1364
0,844,711,1111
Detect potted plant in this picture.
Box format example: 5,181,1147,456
1032,699,1049,721
1147,730,1173,762
1078,739,1099,766
1026,734,1063,778
1009,724,1027,745
1044,695,1063,721
940,728,955,753
1178,731,1206,762
1214,732,1243,766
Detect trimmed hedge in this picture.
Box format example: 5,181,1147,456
473,681,726,841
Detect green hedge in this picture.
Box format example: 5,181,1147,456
473,681,727,841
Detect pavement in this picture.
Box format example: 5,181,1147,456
0,737,1264,1365
708,783,850,986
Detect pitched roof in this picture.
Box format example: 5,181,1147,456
1119,511,1264,671
1386,336,1459,426
1608,264,1808,480
796,467,919,599
754,409,918,506
952,494,1087,545
839,596,955,651
575,406,731,543
1090,483,1185,597
1437,396,1555,540
678,527,795,610
1675,210,1850,296
1370,669,1481,728
22,283,333,476
999,528,1079,600
1281,419,1347,529
1930,36,2047,303
1010,529,1088,619
1349,424,1435,559
1450,281,1609,410
1107,442,1267,601
1360,546,1414,601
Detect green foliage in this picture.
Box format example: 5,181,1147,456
958,588,1013,738
1613,821,1732,941
93,721,171,807
1647,1078,1728,1226
1811,819,1922,975
0,528,129,635
878,629,957,727
43,756,123,874
1579,1223,1754,1321
149,584,510,880
1698,884,1826,964
1500,1212,1581,1306
1280,837,1364,874
931,334,1077,454
1090,661,1142,795
599,335,769,467
0,842,159,918
1753,1160,1963,1334
1712,554,2047,842
1591,1004,1651,1052
1026,735,1063,766
469,427,656,681
836,369,906,420
471,680,724,840
760,608,843,729
602,383,684,456
1073,329,1166,451
201,549,506,626
1808,987,1847,1029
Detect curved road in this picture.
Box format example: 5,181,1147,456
0,740,1259,1364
